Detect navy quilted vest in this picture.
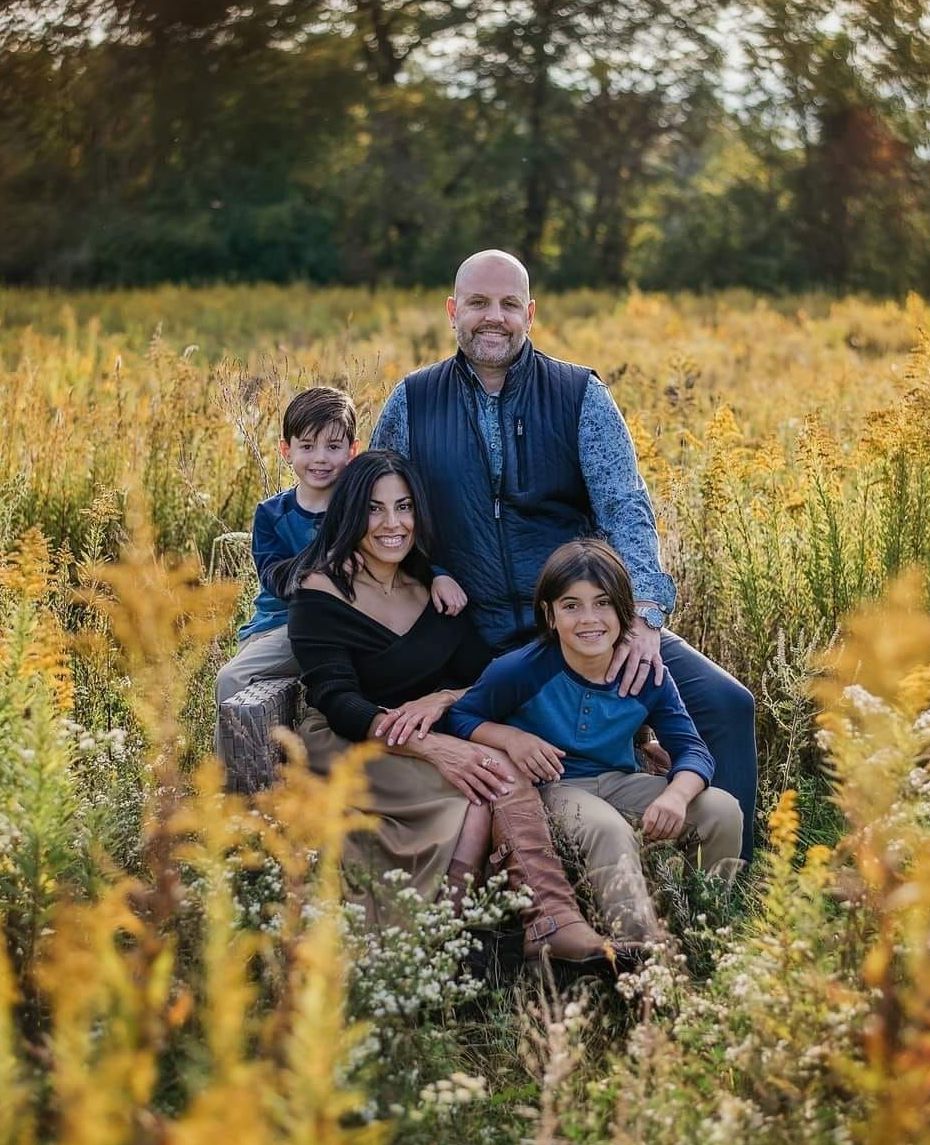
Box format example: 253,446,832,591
405,340,592,651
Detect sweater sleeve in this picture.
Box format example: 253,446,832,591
645,675,715,787
287,609,383,742
251,501,293,591
578,378,677,614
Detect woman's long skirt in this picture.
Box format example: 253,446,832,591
297,709,469,921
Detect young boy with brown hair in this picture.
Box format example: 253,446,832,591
215,386,467,754
215,387,360,717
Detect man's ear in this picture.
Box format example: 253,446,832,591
445,295,457,328
279,438,292,463
527,298,536,329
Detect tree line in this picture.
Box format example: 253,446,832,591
1,0,929,293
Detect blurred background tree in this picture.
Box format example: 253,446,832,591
0,0,928,291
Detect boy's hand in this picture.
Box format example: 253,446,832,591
431,575,468,616
641,787,689,841
501,729,565,783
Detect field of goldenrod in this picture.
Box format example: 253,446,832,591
1,285,929,1143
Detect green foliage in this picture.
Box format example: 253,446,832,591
2,2,930,292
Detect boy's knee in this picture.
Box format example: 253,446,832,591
215,657,244,705
692,788,743,862
700,787,743,828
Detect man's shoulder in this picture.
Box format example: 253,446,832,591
531,346,595,380
402,353,458,387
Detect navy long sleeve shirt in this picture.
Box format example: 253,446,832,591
238,488,325,641
448,639,714,786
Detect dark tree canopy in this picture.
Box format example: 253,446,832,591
1,0,928,292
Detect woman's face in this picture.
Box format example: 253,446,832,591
547,578,621,661
358,473,416,567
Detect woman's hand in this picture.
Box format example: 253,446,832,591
374,690,459,745
423,736,517,805
499,728,565,783
609,617,664,697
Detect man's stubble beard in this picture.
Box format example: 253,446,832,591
456,327,526,369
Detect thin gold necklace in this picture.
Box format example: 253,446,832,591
359,565,396,596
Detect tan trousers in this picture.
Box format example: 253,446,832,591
541,773,743,943
215,625,300,705
214,626,301,757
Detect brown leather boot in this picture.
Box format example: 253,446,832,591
489,781,616,966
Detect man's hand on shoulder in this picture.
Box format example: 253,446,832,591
609,616,664,697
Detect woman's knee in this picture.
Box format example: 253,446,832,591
517,772,539,794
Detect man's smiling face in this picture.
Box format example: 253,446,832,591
446,255,536,370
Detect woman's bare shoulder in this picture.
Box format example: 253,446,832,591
298,571,346,599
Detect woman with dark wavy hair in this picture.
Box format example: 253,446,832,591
284,450,618,968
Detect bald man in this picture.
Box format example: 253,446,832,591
371,249,757,859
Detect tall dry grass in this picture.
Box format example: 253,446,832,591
0,285,929,1141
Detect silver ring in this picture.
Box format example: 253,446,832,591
480,756,495,769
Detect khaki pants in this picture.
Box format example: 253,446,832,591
215,625,300,704
214,626,301,756
541,773,743,943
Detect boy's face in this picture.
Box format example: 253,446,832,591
546,578,622,664
280,424,358,493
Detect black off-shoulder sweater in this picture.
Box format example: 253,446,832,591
288,589,494,742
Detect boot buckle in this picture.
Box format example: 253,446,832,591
489,841,513,867
526,915,559,942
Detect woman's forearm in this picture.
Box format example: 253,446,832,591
364,716,454,764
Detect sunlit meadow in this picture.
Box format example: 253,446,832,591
1,285,929,1143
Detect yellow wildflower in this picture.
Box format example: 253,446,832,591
0,527,51,601
768,790,799,857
